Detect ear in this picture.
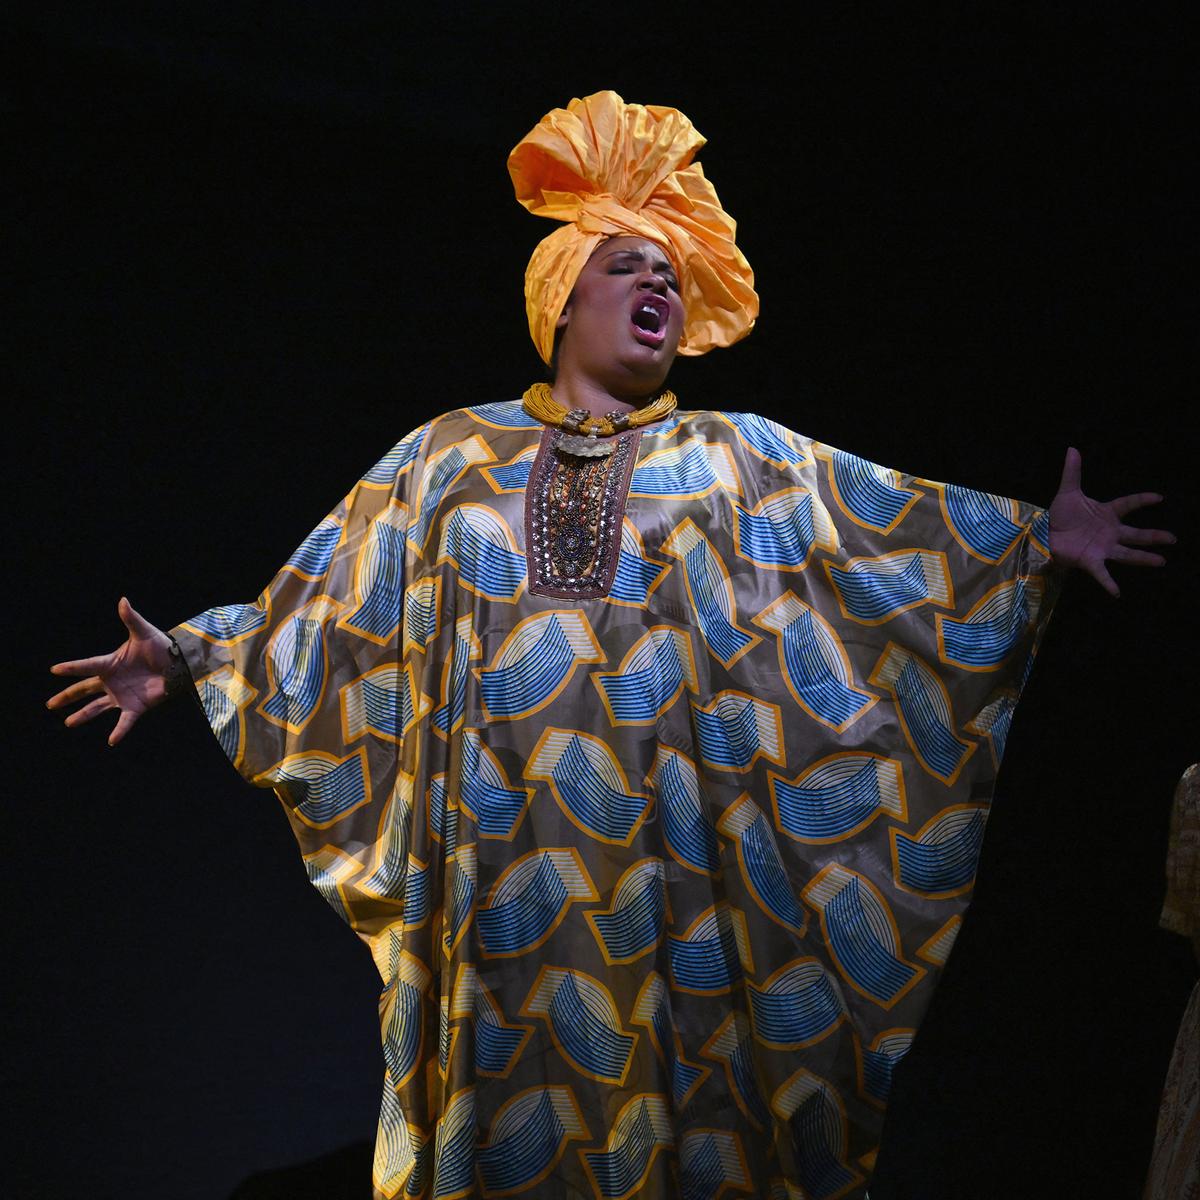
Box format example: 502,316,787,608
554,299,571,331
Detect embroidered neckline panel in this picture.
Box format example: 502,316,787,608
525,428,641,599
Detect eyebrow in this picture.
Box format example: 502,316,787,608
602,248,677,273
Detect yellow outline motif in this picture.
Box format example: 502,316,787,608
592,625,698,727
520,966,638,1086
476,612,605,724
869,642,976,785
823,547,954,627
661,518,762,669
935,574,1044,672
753,592,878,733
526,728,653,847
337,500,409,646
731,486,839,573
802,863,926,1011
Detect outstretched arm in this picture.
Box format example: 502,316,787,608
1048,447,1176,597
47,597,176,745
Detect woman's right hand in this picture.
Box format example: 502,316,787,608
48,597,174,746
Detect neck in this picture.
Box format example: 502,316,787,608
549,378,643,418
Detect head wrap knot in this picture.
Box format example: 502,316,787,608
509,91,759,364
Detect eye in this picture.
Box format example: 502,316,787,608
608,266,633,275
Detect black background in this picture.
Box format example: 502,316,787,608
8,4,1196,1197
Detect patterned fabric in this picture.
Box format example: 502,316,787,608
1143,763,1200,1200
173,404,1058,1200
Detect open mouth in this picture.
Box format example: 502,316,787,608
630,296,670,346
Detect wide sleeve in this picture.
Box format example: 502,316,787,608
804,435,1063,698
170,420,433,940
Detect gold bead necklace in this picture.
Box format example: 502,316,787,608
521,382,678,438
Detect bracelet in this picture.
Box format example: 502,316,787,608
164,634,195,700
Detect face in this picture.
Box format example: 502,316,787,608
555,236,686,398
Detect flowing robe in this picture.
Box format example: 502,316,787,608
173,403,1058,1200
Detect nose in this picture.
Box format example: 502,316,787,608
637,271,669,294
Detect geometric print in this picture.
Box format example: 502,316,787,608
172,404,1059,1199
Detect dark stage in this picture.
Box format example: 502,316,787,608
8,4,1195,1197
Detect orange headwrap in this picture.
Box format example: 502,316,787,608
508,91,759,364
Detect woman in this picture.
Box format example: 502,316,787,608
48,92,1172,1199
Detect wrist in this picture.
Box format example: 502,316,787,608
163,634,194,699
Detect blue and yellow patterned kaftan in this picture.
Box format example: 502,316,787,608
173,402,1058,1200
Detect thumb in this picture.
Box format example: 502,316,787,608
118,596,154,638
1057,446,1083,495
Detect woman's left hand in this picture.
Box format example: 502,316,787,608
1048,447,1176,597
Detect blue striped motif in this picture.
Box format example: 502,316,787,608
609,547,664,604
940,579,1032,666
826,877,917,1003
681,1134,722,1200
403,583,438,650
376,1082,418,1196
404,860,429,925
279,755,366,826
439,507,526,599
774,759,883,840
431,1099,474,1198
723,411,808,464
596,636,685,722
362,423,429,484
669,918,742,992
198,680,240,761
791,1086,857,1199
404,1136,432,1198
460,734,527,836
479,620,575,717
749,965,843,1046
693,699,763,771
584,1101,659,1198
894,657,969,780
832,451,918,529
409,446,472,550
357,674,411,739
286,520,340,577
487,457,534,489
428,775,454,852
477,855,569,955
779,609,873,727
474,1007,525,1074
592,871,665,960
945,484,1023,560
445,857,474,950
432,621,475,735
304,858,352,924
737,816,807,929
729,1034,771,1126
550,737,648,843
649,1001,703,1106
656,754,721,872
828,553,928,621
862,1037,911,1103
549,974,635,1081
478,1090,565,1191
185,602,267,642
630,441,725,496
894,810,985,892
684,541,754,664
1031,508,1050,548
382,979,423,1085
467,401,541,428
979,695,1014,761
344,522,406,640
736,494,817,568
